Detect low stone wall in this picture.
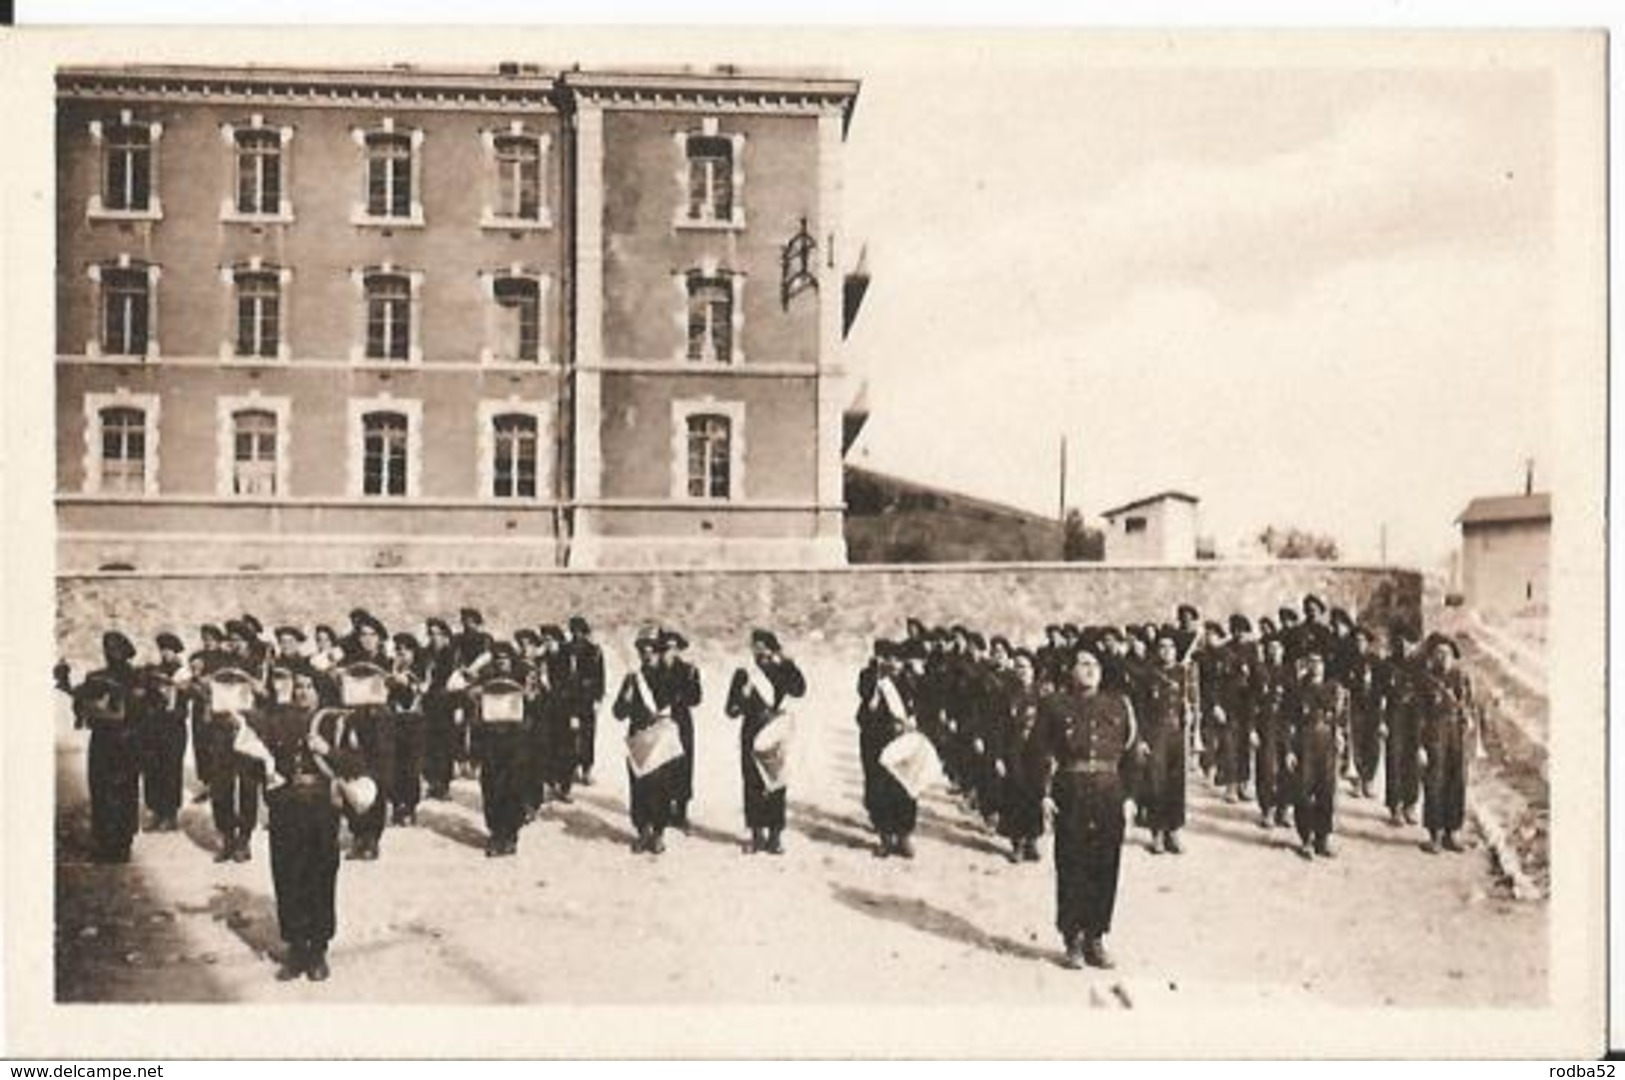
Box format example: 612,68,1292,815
55,562,1422,667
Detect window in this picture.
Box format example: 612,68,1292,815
675,120,744,230
365,274,412,361
231,409,279,496
685,414,732,499
361,411,409,497
686,135,733,222
235,129,282,215
491,413,539,498
234,271,281,358
1124,516,1148,535
494,135,541,221
493,277,541,362
686,275,733,363
104,123,152,213
365,132,413,219
99,406,148,494
101,266,150,356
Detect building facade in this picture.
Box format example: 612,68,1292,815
1457,492,1550,614
1100,491,1199,563
55,63,865,571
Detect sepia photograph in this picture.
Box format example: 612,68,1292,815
0,22,1608,1060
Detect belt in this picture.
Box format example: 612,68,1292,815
1062,760,1118,775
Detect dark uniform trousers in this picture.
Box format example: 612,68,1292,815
1384,705,1421,812
89,726,141,858
1254,702,1293,814
1295,721,1338,847
138,698,188,821
1350,694,1384,786
1418,670,1472,834
859,727,918,836
1053,770,1125,940
390,710,424,816
479,725,530,843
268,782,341,948
422,692,458,792
1141,722,1186,832
209,737,261,846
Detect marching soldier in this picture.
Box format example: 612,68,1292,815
1252,634,1295,829
1036,648,1136,970
536,626,579,805
997,650,1047,863
1384,624,1423,826
453,608,495,778
1138,632,1195,854
207,632,266,864
1216,615,1261,804
1346,627,1390,799
336,617,393,860
613,630,681,855
254,669,342,982
1416,634,1475,854
724,629,807,854
137,632,189,832
856,640,921,858
66,631,144,863
661,631,703,831
468,642,532,857
420,618,460,801
1288,649,1348,860
387,632,427,827
565,616,606,786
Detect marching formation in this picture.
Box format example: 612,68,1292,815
56,593,1478,982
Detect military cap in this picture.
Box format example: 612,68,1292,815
356,615,388,639
751,628,782,652
155,631,185,653
1177,604,1200,622
241,614,265,636
1071,648,1102,669
1062,622,1081,637
900,640,927,662
1258,616,1278,637
513,628,542,648
1228,614,1253,636
568,615,591,635
1330,606,1355,628
538,624,566,644
348,608,373,626
1203,620,1225,638
1099,626,1124,644
662,630,689,651
1278,608,1300,625
274,625,307,643
459,607,485,625
102,630,137,663
989,634,1012,653
313,623,338,644
904,618,926,638
425,617,452,637
873,639,896,659
1302,593,1327,616
1044,624,1062,637
223,620,253,642
200,623,225,643
967,631,987,650
635,625,662,648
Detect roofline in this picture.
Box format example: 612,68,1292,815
1457,514,1552,528
1100,491,1201,519
846,465,1061,531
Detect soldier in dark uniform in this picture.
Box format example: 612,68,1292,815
1288,649,1348,860
1214,616,1261,804
514,628,549,814
856,640,921,858
386,632,426,827
1035,625,1068,693
137,632,189,832
661,631,703,831
253,669,341,982
1346,627,1390,800
613,630,679,855
338,616,393,860
309,624,344,708
453,608,495,777
467,642,532,857
207,624,266,863
420,618,459,800
1036,649,1136,970
1384,624,1423,826
1138,632,1195,854
1252,634,1295,829
725,629,807,854
536,625,579,805
1416,634,1475,854
565,616,606,786
997,650,1047,862
1194,621,1228,779
69,632,144,862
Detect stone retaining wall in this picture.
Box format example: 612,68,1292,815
56,562,1422,666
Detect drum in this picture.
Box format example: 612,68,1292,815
626,718,684,778
879,730,944,800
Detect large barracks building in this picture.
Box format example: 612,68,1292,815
55,63,867,571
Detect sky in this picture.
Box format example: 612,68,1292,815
837,52,1559,568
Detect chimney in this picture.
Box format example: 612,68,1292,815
1525,457,1535,496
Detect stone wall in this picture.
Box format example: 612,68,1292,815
55,561,1422,667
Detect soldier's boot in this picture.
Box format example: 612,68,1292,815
895,834,915,860
1388,806,1404,827
1441,831,1464,853
631,826,650,854
1149,831,1165,855
649,830,667,856
1007,839,1023,864
1402,804,1418,825
231,833,252,862
1422,831,1441,854
1023,838,1041,863
1083,935,1115,970
1296,839,1315,861
765,829,785,855
1164,830,1183,855
1061,935,1086,971
305,945,330,983
875,833,893,858
1259,809,1274,830
1313,836,1335,859
276,943,307,981
745,828,763,854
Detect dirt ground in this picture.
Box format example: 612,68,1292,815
54,650,1547,1007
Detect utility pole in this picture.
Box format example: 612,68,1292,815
1058,435,1068,523
1379,522,1388,565
1524,457,1535,496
